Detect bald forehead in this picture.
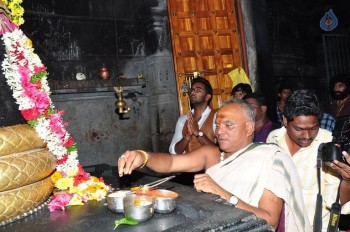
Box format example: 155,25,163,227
217,103,247,120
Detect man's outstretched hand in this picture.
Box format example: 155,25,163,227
118,150,144,177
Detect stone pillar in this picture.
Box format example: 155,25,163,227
146,54,179,153
240,0,258,90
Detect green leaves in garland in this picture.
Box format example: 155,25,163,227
30,71,48,83
67,143,77,152
27,119,38,127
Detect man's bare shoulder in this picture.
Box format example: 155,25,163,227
194,144,221,168
191,144,219,155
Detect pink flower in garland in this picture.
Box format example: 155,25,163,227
73,164,90,186
19,66,35,90
20,72,38,91
0,14,17,35
49,112,67,142
63,137,75,147
31,91,50,113
2,24,110,212
18,65,30,80
57,155,69,165
48,193,73,212
21,108,41,120
19,66,50,114
34,65,46,73
22,83,38,96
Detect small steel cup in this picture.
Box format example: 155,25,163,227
107,190,131,213
123,194,155,222
154,189,178,214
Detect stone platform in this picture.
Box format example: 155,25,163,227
0,166,273,232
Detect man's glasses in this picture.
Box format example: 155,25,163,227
189,87,206,94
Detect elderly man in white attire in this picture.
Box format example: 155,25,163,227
118,99,311,231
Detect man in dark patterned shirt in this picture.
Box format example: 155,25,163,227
243,93,279,142
320,112,335,132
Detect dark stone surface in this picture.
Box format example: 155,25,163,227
0,168,273,232
0,47,27,127
20,0,168,81
0,79,26,127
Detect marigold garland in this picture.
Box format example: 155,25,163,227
0,1,110,212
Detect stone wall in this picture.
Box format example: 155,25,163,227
51,90,153,166
1,0,258,166
14,0,179,166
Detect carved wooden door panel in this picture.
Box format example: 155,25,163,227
167,0,247,115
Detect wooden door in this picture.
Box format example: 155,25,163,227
167,0,247,115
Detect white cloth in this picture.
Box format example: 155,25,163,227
267,127,350,232
169,106,216,154
206,143,311,232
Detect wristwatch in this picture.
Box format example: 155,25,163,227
228,194,239,206
197,131,204,137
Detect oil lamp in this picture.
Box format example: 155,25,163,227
114,86,130,114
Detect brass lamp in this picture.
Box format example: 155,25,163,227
114,86,130,114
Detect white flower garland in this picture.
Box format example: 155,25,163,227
1,28,79,174
1,6,109,212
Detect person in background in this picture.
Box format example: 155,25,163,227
243,93,279,142
169,77,216,155
320,112,335,132
329,73,350,119
231,83,252,99
276,82,292,126
119,99,311,231
267,90,350,231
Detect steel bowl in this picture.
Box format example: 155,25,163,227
107,190,131,213
153,189,178,214
123,194,155,222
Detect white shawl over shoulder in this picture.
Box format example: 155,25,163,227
206,143,312,232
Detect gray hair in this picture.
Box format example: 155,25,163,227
221,99,255,122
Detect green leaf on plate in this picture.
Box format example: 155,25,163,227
114,217,139,230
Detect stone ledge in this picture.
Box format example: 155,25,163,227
49,78,146,94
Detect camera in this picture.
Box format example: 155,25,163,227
320,142,348,164
320,116,350,165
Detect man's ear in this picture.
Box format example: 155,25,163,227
282,115,288,127
246,121,255,137
205,93,212,102
261,105,267,114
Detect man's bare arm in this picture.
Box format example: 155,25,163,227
188,113,216,147
174,114,193,154
237,189,283,229
196,134,216,146
118,145,220,177
193,174,282,229
174,136,191,154
219,188,283,228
